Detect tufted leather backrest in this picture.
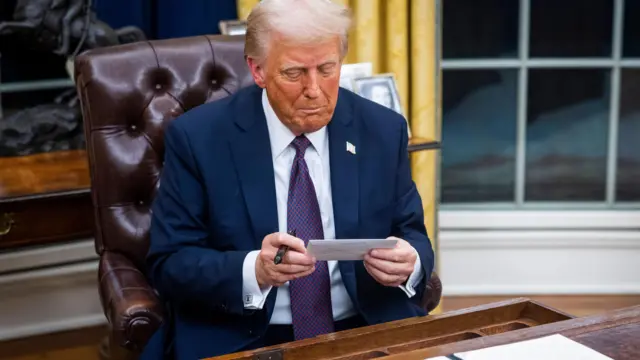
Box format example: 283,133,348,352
75,35,252,270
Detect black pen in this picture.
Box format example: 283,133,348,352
274,229,296,265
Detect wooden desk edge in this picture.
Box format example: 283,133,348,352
408,137,440,152
205,297,549,360
382,304,640,359
0,150,90,201
0,188,91,204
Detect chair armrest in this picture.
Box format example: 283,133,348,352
422,272,443,313
99,251,164,352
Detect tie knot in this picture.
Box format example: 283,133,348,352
291,135,311,157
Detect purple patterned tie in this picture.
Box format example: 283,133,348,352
287,135,334,340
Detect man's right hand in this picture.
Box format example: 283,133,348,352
255,232,316,288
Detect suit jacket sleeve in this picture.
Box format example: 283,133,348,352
146,120,248,316
392,120,435,298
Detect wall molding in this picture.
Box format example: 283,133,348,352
0,258,104,342
439,212,640,296
440,210,640,230
442,284,640,296
0,314,106,343
441,230,640,249
0,239,97,274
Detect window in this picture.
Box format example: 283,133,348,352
441,0,640,208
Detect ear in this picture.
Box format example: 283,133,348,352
246,56,267,88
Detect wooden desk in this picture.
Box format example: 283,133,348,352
207,298,572,360
389,304,640,360
0,150,93,249
207,298,640,360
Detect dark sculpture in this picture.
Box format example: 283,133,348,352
0,0,146,57
0,0,146,157
0,92,84,157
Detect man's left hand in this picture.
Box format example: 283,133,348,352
363,236,417,287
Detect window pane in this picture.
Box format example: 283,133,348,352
525,69,610,201
443,0,519,59
442,70,518,203
1,40,68,83
530,0,613,57
616,69,640,201
623,0,640,57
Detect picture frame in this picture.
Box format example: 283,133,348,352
352,73,412,138
353,73,404,115
218,20,248,36
339,62,373,91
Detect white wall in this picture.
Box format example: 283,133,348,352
0,240,103,341
439,210,640,295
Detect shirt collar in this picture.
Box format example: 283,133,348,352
262,88,328,160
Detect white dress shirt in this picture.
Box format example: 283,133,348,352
241,89,423,324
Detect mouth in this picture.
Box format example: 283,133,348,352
299,108,323,114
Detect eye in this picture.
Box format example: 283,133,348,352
319,64,336,76
283,69,303,80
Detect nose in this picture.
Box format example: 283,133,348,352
303,71,320,99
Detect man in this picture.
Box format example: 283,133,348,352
142,0,434,359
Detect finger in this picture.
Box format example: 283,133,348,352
364,262,405,287
259,249,281,266
364,254,412,277
274,263,315,274
369,248,412,263
272,265,316,285
270,269,295,286
284,265,316,281
284,250,316,266
367,265,405,287
269,233,307,254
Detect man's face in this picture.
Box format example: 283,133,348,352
247,34,342,135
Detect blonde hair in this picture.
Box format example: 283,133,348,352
245,0,353,63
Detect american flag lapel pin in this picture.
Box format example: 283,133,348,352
346,141,356,155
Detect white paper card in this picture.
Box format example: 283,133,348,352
454,334,613,360
307,239,397,261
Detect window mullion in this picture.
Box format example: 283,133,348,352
515,0,530,205
606,0,625,205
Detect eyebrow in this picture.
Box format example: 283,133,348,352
282,60,339,72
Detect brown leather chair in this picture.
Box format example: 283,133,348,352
74,35,442,359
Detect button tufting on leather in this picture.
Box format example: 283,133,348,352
76,38,254,342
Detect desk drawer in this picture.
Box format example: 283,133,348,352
0,192,94,250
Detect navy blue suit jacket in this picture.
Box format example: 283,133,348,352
142,84,434,359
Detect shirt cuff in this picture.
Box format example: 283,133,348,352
242,250,272,309
398,248,423,298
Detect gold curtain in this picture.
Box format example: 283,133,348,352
237,0,442,312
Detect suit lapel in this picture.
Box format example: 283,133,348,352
229,86,279,247
329,91,359,240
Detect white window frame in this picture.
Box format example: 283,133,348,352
439,0,640,225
